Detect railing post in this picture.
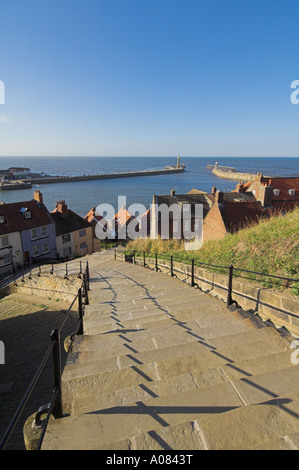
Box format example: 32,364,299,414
83,274,89,305
227,264,234,307
64,263,68,279
77,288,84,335
155,252,158,272
51,329,63,418
86,261,90,284
191,259,195,287
50,262,54,275
171,255,174,277
114,249,116,260
143,251,146,267
133,250,136,264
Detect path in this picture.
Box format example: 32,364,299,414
42,250,299,450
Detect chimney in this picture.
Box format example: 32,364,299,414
215,190,224,204
171,189,176,196
56,200,68,215
259,185,273,207
236,183,244,193
211,187,217,195
33,190,43,204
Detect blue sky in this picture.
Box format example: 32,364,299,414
0,0,298,157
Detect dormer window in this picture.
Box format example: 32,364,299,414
288,189,295,196
0,215,5,224
273,189,280,196
20,207,32,219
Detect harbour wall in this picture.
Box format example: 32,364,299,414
21,167,185,185
212,168,257,181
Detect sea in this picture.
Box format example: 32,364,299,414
0,156,298,218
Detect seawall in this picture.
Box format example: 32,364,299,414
212,168,257,181
22,167,185,185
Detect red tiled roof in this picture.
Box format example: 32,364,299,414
262,177,299,200
0,199,54,236
112,207,135,227
221,201,269,232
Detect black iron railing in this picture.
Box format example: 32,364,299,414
116,250,299,315
0,261,90,451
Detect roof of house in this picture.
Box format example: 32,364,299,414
186,188,207,195
111,207,135,227
219,200,269,232
206,191,256,204
262,177,299,200
51,207,92,236
154,193,211,218
0,199,54,236
84,207,107,227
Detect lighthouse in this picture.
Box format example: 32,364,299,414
177,156,180,168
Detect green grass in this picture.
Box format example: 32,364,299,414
127,208,299,295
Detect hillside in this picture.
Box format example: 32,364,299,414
127,207,299,295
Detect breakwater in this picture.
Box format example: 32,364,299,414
212,168,258,181
20,167,185,186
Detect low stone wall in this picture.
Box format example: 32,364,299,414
4,273,82,303
122,253,299,337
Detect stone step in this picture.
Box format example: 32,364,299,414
104,395,299,450
194,393,299,450
83,308,253,336
85,292,214,315
82,311,252,338
65,324,286,380
61,328,291,416
250,433,299,450
42,381,245,450
63,349,296,416
74,316,258,364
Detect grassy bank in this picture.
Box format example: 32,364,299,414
127,207,299,295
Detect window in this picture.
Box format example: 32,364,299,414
41,226,47,237
32,245,39,257
0,216,5,224
62,234,71,243
20,207,31,219
43,242,49,254
79,229,86,238
31,228,38,240
80,242,87,251
288,189,296,196
3,253,11,265
1,236,9,248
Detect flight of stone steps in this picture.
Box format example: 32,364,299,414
42,251,299,450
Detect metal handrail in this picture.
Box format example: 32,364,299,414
0,261,90,451
118,249,299,310
121,249,299,283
